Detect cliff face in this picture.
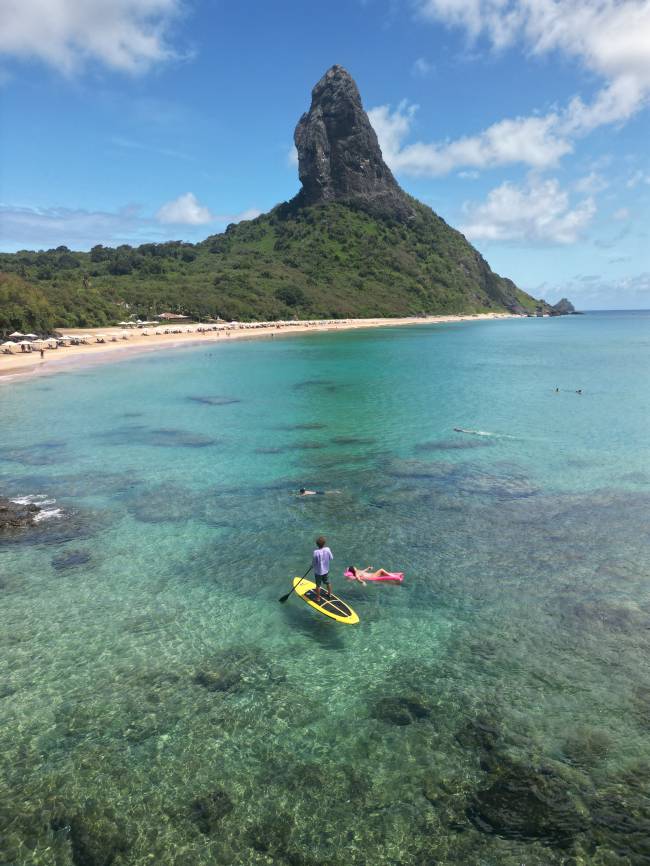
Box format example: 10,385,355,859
293,65,415,222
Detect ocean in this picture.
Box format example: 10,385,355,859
1,311,648,865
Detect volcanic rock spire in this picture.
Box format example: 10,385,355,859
293,65,415,221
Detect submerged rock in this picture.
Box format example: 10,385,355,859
193,646,283,694
67,803,130,866
415,437,494,452
372,693,432,726
190,788,233,835
188,395,241,406
589,790,650,861
466,760,588,848
561,726,611,768
51,549,92,571
97,424,218,449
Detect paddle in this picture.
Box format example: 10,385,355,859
279,565,312,604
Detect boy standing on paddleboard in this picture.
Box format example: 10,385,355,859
313,535,333,603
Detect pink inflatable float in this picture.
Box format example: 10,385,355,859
344,569,404,583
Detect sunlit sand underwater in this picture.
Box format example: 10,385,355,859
1,313,649,866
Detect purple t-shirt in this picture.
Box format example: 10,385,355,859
312,546,333,576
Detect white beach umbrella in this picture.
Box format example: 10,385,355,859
9,331,24,338
25,334,38,339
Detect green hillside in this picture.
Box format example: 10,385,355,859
0,198,545,334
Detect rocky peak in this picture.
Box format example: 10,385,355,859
552,298,576,314
293,65,415,221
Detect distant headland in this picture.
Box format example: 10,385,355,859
0,65,573,336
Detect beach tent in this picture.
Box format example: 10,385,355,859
2,341,19,353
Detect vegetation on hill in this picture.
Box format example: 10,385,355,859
0,198,545,334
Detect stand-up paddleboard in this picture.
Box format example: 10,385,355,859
292,577,359,624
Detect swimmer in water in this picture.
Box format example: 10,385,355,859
298,487,324,496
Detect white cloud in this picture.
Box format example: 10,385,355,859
412,57,434,77
613,207,630,220
0,0,184,75
460,175,596,244
156,192,213,225
458,170,479,179
418,0,650,127
371,1,650,177
574,172,609,194
0,200,261,250
228,208,262,223
369,101,571,175
553,272,650,309
287,145,298,167
111,135,192,162
0,202,154,248
626,169,650,188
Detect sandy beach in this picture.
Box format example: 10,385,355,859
0,313,514,383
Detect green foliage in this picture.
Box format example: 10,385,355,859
0,201,544,330
0,272,56,335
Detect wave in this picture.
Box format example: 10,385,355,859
11,493,62,522
453,427,496,437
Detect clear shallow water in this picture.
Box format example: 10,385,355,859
1,312,649,866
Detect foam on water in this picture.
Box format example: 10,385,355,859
1,312,649,865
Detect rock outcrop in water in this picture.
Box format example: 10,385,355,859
0,496,40,532
293,65,416,222
553,298,577,314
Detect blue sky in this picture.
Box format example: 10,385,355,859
1,0,649,308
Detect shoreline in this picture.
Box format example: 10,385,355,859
0,313,515,384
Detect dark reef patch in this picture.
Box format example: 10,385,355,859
588,789,650,862
188,395,241,406
0,440,68,466
466,759,589,848
561,726,611,768
193,646,284,694
189,788,233,835
331,436,375,446
371,693,433,726
95,424,218,449
51,549,92,571
293,379,339,393
291,441,326,450
278,422,327,431
123,483,210,525
67,803,130,866
415,437,493,452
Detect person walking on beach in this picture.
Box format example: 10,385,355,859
313,535,333,604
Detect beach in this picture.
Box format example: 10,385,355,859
0,313,514,382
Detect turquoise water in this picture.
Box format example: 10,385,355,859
1,312,649,866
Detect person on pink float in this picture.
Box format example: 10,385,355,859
345,566,402,585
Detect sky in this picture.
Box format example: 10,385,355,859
1,0,649,309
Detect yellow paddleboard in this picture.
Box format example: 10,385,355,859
292,577,360,625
